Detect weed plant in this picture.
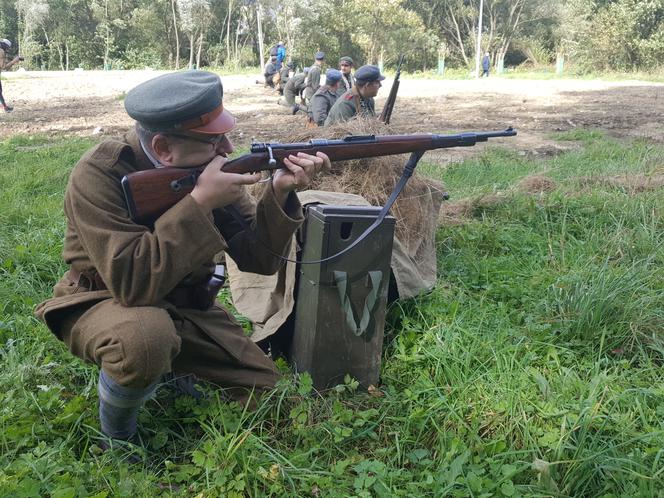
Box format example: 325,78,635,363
0,133,662,496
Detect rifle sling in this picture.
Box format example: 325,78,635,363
226,150,425,266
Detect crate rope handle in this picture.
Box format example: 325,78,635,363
333,270,383,337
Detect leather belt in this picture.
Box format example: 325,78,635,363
68,268,108,291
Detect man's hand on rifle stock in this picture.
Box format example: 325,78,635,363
191,155,262,211
190,151,331,211
272,151,331,204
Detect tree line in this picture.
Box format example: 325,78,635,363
0,0,662,73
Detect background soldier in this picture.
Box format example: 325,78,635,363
309,69,342,126
337,56,354,97
276,42,287,70
0,38,22,112
263,56,279,88
279,67,309,114
277,61,294,95
324,64,384,126
35,70,330,446
304,51,325,103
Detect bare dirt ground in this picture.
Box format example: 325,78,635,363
1,69,662,165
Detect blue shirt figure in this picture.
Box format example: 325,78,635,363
276,42,286,70
481,52,490,77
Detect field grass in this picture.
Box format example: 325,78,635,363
1,132,663,497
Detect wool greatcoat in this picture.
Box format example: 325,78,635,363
277,66,290,94
35,130,303,391
309,85,339,126
304,64,322,101
280,72,306,107
324,87,376,126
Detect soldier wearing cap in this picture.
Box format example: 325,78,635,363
279,67,309,115
277,61,294,95
303,51,325,103
337,56,354,98
263,56,279,88
0,38,21,112
309,69,343,126
324,64,384,126
35,70,330,444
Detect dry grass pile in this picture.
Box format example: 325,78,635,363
438,193,510,226
264,119,447,251
518,175,558,194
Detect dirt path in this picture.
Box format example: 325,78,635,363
1,70,662,164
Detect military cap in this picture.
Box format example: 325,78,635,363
339,56,354,66
314,51,325,60
325,69,343,85
124,70,235,134
287,61,295,69
354,64,385,84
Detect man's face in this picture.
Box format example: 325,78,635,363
340,62,352,75
360,80,381,98
160,132,234,168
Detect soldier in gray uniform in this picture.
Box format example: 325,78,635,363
277,62,294,95
278,67,309,115
336,56,354,98
324,64,385,126
303,51,325,103
309,69,342,126
263,56,278,88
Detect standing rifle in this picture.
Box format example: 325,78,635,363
379,55,404,125
122,128,516,225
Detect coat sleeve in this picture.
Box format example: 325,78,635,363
213,185,303,275
65,155,227,306
324,98,354,126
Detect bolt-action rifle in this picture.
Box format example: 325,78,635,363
122,127,517,225
379,55,404,125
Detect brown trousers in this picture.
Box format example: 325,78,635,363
60,299,279,391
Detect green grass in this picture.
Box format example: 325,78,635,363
1,133,663,496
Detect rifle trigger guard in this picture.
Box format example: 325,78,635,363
267,145,277,167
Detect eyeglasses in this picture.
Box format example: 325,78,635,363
168,133,226,146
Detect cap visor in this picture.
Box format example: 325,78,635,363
190,108,236,134
379,75,386,81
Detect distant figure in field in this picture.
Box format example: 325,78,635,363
481,52,490,77
0,38,22,112
277,61,293,95
264,56,279,88
278,67,309,115
276,42,286,70
304,51,325,104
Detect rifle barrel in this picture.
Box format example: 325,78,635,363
122,128,517,223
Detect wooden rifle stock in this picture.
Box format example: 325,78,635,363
122,127,517,224
379,55,404,125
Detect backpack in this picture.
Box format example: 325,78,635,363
269,45,278,57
